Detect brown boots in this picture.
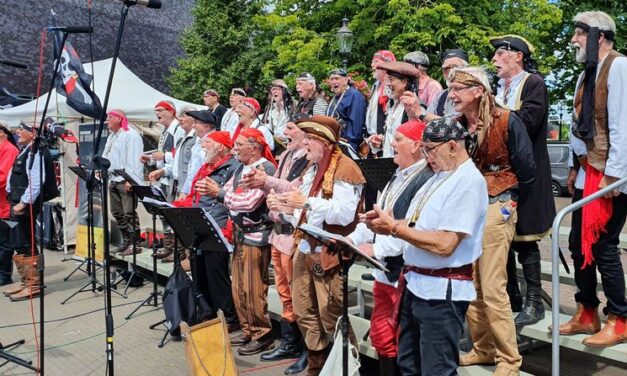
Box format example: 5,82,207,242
2,254,25,296
2,255,41,301
559,304,601,335
306,348,327,376
582,314,627,347
154,232,174,260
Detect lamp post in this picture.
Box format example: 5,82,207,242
558,100,564,141
336,17,354,71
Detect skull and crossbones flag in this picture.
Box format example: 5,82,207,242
50,10,102,119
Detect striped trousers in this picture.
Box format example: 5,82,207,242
231,242,272,341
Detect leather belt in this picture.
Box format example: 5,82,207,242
273,222,295,235
235,223,273,234
488,190,518,204
407,264,473,280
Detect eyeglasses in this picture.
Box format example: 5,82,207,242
448,85,476,94
420,141,447,157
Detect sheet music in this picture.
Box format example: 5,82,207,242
141,197,174,208
298,223,388,271
202,209,233,253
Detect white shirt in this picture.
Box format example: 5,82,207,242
181,133,208,195
295,164,364,254
264,105,289,139
571,55,627,194
403,159,488,301
7,144,45,204
164,129,194,180
348,160,428,285
102,127,144,183
365,81,382,136
381,102,405,157
496,70,529,109
221,108,240,135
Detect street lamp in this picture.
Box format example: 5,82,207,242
336,17,354,71
558,100,564,141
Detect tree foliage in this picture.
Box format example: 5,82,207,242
168,0,625,105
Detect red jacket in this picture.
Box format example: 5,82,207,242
0,140,20,218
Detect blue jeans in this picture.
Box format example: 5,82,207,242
397,281,469,376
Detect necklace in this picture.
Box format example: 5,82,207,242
408,163,462,226
381,164,424,211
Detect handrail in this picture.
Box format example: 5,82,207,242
551,176,627,375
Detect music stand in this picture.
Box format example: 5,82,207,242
125,185,170,320
62,167,127,304
63,165,101,281
355,158,396,193
149,207,231,347
298,223,387,376
110,169,147,295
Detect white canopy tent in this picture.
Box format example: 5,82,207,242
0,58,204,127
0,58,204,249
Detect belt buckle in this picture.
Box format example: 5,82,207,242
311,261,325,277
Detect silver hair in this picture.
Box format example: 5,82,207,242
449,66,492,91
574,11,616,32
179,105,197,116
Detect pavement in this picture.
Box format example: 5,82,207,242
0,196,626,375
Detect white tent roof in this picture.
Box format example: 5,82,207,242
0,58,204,127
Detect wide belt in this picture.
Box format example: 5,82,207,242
235,223,273,235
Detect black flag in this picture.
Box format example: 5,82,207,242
51,10,102,119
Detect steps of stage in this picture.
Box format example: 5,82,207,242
111,248,173,277
266,287,533,376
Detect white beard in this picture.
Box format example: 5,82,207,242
575,46,587,63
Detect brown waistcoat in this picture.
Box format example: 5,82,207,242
474,108,518,196
573,50,624,172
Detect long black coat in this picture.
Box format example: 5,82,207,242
512,73,556,239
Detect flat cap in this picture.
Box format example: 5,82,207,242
423,116,469,142
187,110,217,126
489,34,535,56
296,115,340,144
404,51,430,67
376,61,420,79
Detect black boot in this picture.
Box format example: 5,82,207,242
514,250,545,326
506,249,523,312
260,319,300,361
115,229,131,253
0,247,13,285
379,356,400,376
284,348,308,375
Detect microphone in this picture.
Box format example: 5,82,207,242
121,0,162,9
48,26,93,33
0,59,28,69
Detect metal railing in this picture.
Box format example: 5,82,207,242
551,176,627,375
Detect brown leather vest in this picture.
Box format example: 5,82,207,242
573,50,623,172
473,108,518,196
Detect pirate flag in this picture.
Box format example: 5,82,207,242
50,10,102,119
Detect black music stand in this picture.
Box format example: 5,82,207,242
149,207,231,347
355,158,396,193
110,169,147,295
125,185,170,320
298,223,387,376
62,166,127,304
63,165,101,281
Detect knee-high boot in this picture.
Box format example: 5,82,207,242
3,254,25,296
506,249,523,312
514,250,545,326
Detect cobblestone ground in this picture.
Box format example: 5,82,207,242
0,197,625,375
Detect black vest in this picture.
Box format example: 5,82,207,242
8,146,58,204
230,160,276,228
381,166,434,282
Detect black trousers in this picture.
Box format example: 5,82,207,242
10,203,40,256
569,191,627,315
0,219,13,282
397,281,469,376
194,250,238,325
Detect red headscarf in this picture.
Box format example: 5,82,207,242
373,50,396,63
397,119,426,141
155,100,176,116
206,131,233,149
242,97,261,115
107,110,129,131
239,128,277,167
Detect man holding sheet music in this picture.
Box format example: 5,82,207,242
102,109,144,255
266,115,365,375
347,119,432,376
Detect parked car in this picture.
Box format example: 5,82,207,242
547,141,570,197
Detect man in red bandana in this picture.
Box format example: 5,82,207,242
219,128,277,355
233,97,275,151
347,120,433,375
173,130,242,332
559,10,627,347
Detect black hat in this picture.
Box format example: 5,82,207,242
423,117,469,142
489,35,534,56
187,110,217,126
441,49,469,63
296,72,316,82
329,68,348,77
18,121,36,132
